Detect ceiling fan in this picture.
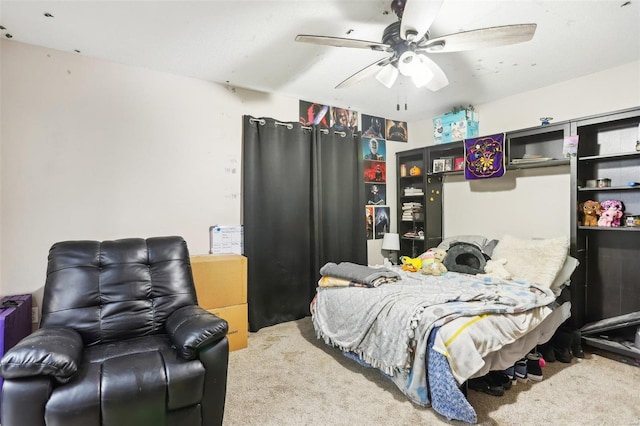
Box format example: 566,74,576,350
295,0,536,91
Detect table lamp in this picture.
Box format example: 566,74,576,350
381,233,400,265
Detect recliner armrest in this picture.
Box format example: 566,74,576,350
166,305,229,360
0,327,83,384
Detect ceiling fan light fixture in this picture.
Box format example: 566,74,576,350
375,63,399,88
397,51,416,76
411,54,435,88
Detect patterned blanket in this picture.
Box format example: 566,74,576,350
312,268,556,423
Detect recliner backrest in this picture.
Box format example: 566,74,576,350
40,236,198,346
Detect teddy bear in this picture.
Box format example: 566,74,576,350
580,200,601,226
599,200,624,227
421,248,448,276
481,258,512,280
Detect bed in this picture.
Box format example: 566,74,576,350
310,235,577,423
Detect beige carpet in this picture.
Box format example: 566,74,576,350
224,317,640,426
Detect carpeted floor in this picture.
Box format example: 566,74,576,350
224,317,640,426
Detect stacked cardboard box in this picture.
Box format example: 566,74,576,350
190,254,248,351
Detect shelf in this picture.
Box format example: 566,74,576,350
507,158,570,169
579,151,640,162
578,185,640,192
427,170,464,177
578,226,640,232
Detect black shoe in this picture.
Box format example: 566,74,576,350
487,370,512,391
551,330,573,363
468,376,505,396
526,353,544,381
539,342,556,363
571,329,585,359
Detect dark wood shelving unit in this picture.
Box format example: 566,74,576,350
570,106,640,360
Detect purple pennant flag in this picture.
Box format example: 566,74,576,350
464,133,505,180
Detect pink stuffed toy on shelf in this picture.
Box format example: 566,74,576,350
598,200,624,227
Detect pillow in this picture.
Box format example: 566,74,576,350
549,255,579,295
491,235,569,288
437,235,498,256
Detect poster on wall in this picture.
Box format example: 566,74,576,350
365,183,386,205
330,106,358,134
386,119,408,142
299,100,330,128
362,137,386,161
364,160,386,183
362,115,385,139
464,133,506,180
374,206,390,239
366,206,374,240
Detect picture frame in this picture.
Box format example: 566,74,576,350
455,157,465,170
433,158,445,173
443,157,453,172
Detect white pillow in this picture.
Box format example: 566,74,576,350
491,235,569,288
549,255,579,295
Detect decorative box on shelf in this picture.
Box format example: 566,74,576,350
433,110,479,144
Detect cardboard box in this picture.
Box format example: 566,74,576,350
190,254,247,310
208,304,248,352
433,110,479,144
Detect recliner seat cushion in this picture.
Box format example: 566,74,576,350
46,335,205,425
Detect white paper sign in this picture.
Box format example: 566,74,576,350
209,225,244,255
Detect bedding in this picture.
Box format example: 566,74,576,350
311,236,575,423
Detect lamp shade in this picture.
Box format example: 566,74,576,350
381,233,400,251
375,63,399,89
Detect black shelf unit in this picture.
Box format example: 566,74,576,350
570,107,640,359
396,148,428,258
506,121,571,169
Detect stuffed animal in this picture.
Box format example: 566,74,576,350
400,256,422,272
599,200,624,227
580,200,601,226
481,258,512,280
421,248,448,276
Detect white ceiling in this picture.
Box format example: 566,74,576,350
1,0,639,122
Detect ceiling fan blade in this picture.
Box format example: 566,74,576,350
417,54,449,91
295,35,392,53
335,57,393,89
400,0,444,41
422,24,537,53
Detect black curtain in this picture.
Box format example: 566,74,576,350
243,116,366,332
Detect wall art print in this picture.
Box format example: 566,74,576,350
299,100,330,128
464,133,505,180
386,119,408,142
362,114,385,139
364,160,386,183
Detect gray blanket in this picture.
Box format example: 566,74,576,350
319,262,400,287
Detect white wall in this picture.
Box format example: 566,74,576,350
1,39,638,307
0,41,300,306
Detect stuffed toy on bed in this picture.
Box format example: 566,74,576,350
400,256,422,272
481,258,512,280
579,200,601,226
421,248,448,276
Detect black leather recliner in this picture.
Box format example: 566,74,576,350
0,236,229,426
